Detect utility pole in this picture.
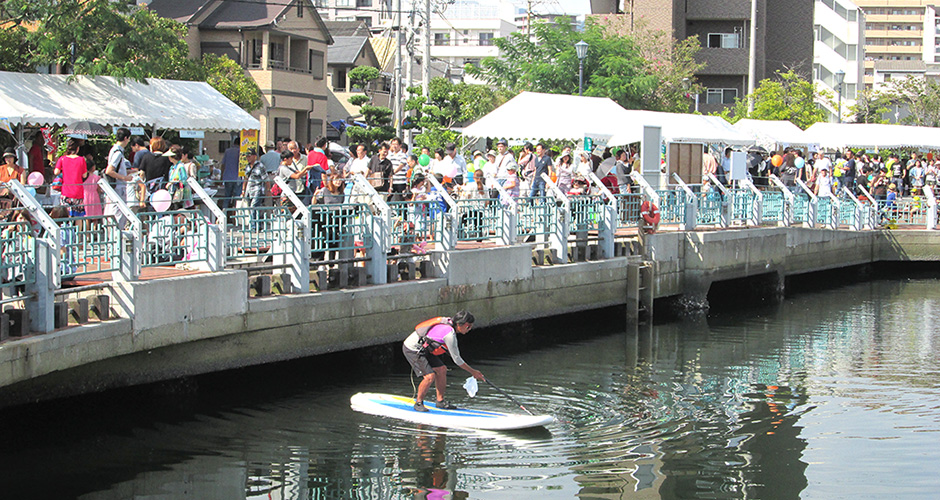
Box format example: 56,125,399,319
393,0,403,137
423,0,431,98
405,6,415,145
747,0,757,113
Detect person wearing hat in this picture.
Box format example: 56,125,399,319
503,162,520,198
482,150,498,181
1,147,27,206
444,142,467,184
813,162,833,198
556,150,574,193
471,149,485,176
240,147,267,229
493,139,516,183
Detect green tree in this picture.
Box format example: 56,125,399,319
850,88,891,124
403,77,505,150
881,75,940,127
466,16,702,112
0,25,31,72
715,70,831,129
345,66,395,148
196,54,263,112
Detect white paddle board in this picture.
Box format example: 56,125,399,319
350,392,554,430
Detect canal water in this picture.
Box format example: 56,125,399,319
2,275,939,499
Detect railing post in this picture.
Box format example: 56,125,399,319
741,178,763,227
275,177,311,293
672,173,698,231
841,186,864,231
487,179,517,246
925,186,937,230
630,171,660,206
427,175,458,252
7,180,58,333
795,179,817,228
186,178,226,271
98,179,142,280
856,185,877,229
705,173,731,228
768,174,794,227
353,174,391,285
587,172,617,258
542,173,570,264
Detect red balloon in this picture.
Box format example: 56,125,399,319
771,154,783,167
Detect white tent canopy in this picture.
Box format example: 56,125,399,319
0,71,260,132
462,91,752,146
804,122,940,150
733,118,814,149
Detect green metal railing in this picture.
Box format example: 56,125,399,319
730,189,755,223
54,215,121,278
226,205,296,259
309,203,373,254
793,192,811,223
388,200,444,247
0,216,36,295
655,190,686,225
614,193,642,229
875,198,927,226
457,198,503,242
139,210,210,268
762,190,785,223
816,196,833,226
696,191,724,225
517,196,559,239
569,195,605,233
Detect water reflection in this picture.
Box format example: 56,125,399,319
1,279,938,499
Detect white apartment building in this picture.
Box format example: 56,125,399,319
814,0,865,122
315,0,393,32
427,1,518,83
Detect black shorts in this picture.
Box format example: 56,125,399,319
402,344,443,377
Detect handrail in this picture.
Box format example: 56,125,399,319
427,174,458,210
768,174,795,203
630,171,660,205
276,177,307,220
796,178,817,202
485,178,515,208
671,172,695,199
705,172,730,198
352,173,391,216
187,177,226,227
541,172,570,211
587,172,617,204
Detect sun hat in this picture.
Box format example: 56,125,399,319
2,147,15,158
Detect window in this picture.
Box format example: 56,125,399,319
218,140,231,154
356,0,372,6
309,119,324,145
275,118,292,142
309,50,324,79
705,88,738,105
356,16,372,27
479,32,494,46
707,33,740,49
434,33,450,46
270,42,285,64
251,39,262,67
334,69,347,90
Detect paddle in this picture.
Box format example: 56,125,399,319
485,379,534,415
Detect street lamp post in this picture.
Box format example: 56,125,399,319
835,69,845,123
575,40,588,96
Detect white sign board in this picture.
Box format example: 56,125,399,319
180,130,205,139
729,151,748,181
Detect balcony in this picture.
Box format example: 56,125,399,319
866,29,923,38
694,48,749,75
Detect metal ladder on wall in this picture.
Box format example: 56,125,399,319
627,260,654,321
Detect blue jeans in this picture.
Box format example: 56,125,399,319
220,180,239,210
529,175,546,197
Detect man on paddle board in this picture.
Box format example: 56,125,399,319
403,311,485,412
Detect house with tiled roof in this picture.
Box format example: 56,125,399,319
147,0,333,147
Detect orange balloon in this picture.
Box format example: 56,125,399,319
771,154,783,167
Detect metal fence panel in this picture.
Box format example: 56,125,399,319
517,196,558,238
226,205,295,259
793,193,811,223
615,193,641,229
569,195,605,233
309,203,373,254
655,190,686,225
816,197,832,226
762,190,785,223
55,215,121,278
457,198,503,242
0,217,36,294
696,191,723,225
388,200,444,247
875,198,928,226
139,210,210,268
730,189,755,222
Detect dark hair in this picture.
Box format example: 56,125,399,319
316,136,329,149
180,146,193,160
86,157,96,170
115,127,131,142
408,153,418,163
65,138,81,155
390,136,402,144
401,143,409,153
411,173,425,187
379,142,390,151
132,137,148,148
280,150,294,161
453,310,475,325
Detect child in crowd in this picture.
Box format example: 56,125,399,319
82,159,103,225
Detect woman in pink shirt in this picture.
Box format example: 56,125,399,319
82,158,103,220
54,138,88,217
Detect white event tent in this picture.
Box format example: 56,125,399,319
462,91,753,146
732,119,814,150
804,122,940,150
0,71,260,134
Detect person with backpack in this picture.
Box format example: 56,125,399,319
402,311,485,412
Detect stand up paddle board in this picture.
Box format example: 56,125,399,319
350,393,554,430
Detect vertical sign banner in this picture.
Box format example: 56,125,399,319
239,129,258,177
41,127,55,151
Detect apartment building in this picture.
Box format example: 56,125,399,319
604,0,815,114
315,0,393,32
814,0,865,122
148,0,333,147
428,1,518,83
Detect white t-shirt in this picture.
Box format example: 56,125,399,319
347,157,370,177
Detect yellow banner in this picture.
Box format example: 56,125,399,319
238,129,259,177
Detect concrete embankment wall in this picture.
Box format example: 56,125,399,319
0,245,629,407
3,228,939,407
